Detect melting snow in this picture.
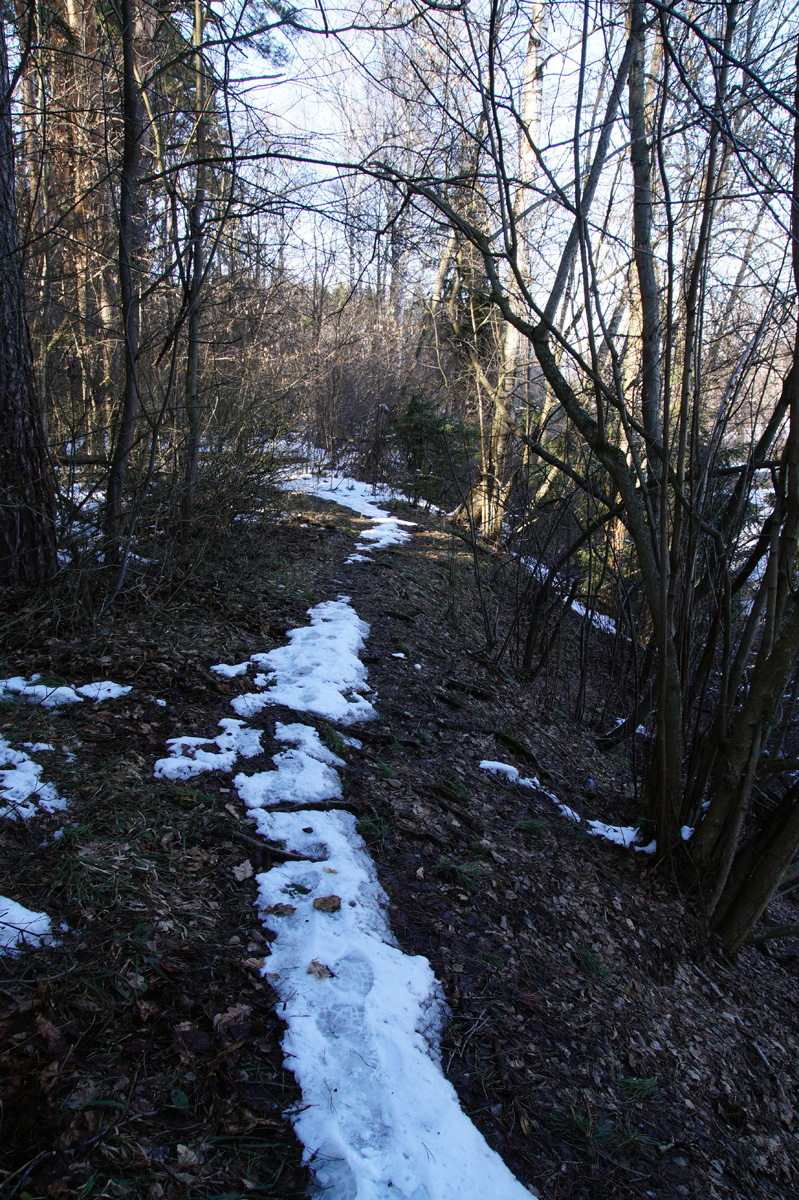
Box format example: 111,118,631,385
357,516,414,552
518,557,620,638
0,675,131,708
289,471,416,560
584,821,640,848
0,896,52,951
154,718,263,780
480,759,656,854
0,736,67,820
0,677,83,707
289,472,405,520
76,681,132,703
0,676,130,950
479,760,520,782
211,661,250,677
152,472,536,1198
234,725,343,817
232,597,377,725
257,810,533,1199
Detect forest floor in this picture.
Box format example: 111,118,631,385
1,480,798,1200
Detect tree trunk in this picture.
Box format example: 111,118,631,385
181,0,207,529
628,0,662,450
713,785,799,954
0,18,56,586
105,0,143,548
689,33,799,930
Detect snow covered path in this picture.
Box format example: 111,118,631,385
157,476,534,1199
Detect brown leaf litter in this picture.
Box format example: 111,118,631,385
0,494,797,1200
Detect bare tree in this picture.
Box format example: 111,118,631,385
323,0,799,948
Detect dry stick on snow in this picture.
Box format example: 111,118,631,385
228,829,323,863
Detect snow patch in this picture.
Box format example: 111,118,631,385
479,760,520,783
0,677,83,708
235,735,343,815
210,661,250,678
585,821,640,848
480,757,658,853
357,516,415,552
232,597,376,726
0,737,67,820
153,470,534,1197
76,681,132,703
290,472,415,559
275,721,345,766
0,896,52,951
0,675,130,708
154,718,263,780
256,809,535,1199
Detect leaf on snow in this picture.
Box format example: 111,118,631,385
312,894,342,913
306,959,334,979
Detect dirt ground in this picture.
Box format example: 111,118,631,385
1,489,798,1199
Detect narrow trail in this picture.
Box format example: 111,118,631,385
4,475,797,1200
155,474,535,1199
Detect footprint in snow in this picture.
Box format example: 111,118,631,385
316,951,375,1040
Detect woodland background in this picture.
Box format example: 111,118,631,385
4,0,799,953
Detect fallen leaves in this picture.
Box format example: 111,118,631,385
55,1108,99,1151
176,1143,203,1167
35,1015,68,1054
213,1003,252,1036
306,959,334,979
312,894,341,913
233,858,254,881
136,999,159,1022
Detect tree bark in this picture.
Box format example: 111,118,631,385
0,16,56,587
105,0,143,547
713,784,799,954
689,33,799,931
181,0,207,529
628,0,662,449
